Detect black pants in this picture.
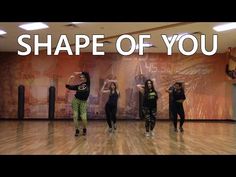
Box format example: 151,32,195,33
169,104,174,121
173,103,185,129
143,107,157,132
105,103,117,128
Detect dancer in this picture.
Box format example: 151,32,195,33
101,79,120,133
65,71,90,136
167,84,175,120
166,82,186,132
137,79,158,137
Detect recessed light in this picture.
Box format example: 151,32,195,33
19,22,49,31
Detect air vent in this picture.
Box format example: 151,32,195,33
191,31,203,35
64,24,78,28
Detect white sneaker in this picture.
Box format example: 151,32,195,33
145,132,150,137
150,131,155,136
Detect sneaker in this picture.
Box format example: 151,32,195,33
145,132,150,137
108,128,113,133
174,128,178,132
179,127,184,132
150,131,155,136
82,128,87,136
75,129,79,136
113,123,117,130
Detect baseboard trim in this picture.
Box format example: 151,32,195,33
0,118,235,122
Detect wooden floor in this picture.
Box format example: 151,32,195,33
0,120,236,155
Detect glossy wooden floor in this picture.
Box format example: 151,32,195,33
0,120,236,155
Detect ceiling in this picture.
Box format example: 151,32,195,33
0,22,236,53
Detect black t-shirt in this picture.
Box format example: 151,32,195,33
143,90,158,108
66,72,90,101
173,88,186,103
66,82,90,101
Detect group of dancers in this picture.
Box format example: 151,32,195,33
65,72,186,137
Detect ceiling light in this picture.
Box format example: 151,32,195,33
72,22,84,24
213,23,236,32
0,29,7,35
136,43,154,50
168,33,189,41
19,22,49,31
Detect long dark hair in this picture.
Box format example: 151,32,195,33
81,72,90,86
144,79,156,93
144,79,156,99
109,82,117,94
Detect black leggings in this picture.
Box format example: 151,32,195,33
105,103,117,128
173,103,185,128
143,107,157,132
